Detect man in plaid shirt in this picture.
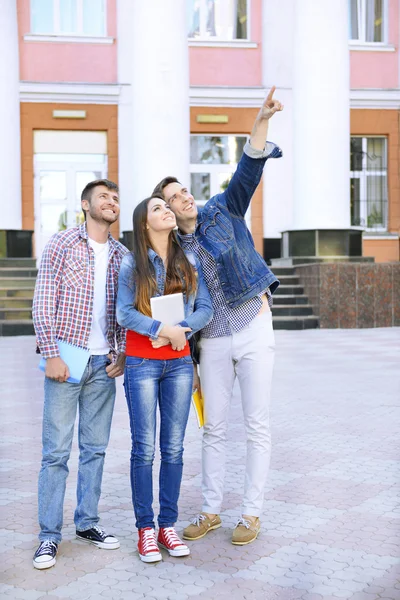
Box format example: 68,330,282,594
32,179,129,570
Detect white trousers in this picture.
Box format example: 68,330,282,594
199,311,275,517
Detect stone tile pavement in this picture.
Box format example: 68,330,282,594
0,328,399,600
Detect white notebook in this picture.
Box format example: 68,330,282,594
150,292,185,325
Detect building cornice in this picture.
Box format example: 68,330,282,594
19,82,122,104
19,82,400,110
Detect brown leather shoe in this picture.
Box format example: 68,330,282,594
183,513,222,540
231,517,260,545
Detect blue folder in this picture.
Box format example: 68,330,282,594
39,340,90,383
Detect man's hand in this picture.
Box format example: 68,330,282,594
106,352,126,378
45,357,70,382
250,86,284,151
192,365,201,395
258,86,284,121
151,336,170,349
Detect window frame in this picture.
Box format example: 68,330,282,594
350,135,388,232
349,0,388,46
30,0,107,38
188,0,251,44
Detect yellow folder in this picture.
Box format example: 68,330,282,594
192,389,204,428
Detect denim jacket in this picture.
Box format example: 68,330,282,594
116,248,213,340
186,142,283,309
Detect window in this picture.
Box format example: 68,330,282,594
190,134,251,227
350,137,388,230
31,0,106,36
188,0,248,40
349,0,385,43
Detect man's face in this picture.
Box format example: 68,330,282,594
163,182,198,224
82,185,120,224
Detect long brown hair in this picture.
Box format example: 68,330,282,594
132,196,197,316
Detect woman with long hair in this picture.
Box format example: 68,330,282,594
116,195,212,563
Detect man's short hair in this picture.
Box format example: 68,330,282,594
81,179,119,202
152,176,179,199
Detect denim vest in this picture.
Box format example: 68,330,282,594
116,248,213,340
190,147,281,309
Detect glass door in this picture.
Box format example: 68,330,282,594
34,154,107,260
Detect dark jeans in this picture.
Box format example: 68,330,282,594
124,355,193,529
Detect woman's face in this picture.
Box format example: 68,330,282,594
146,197,176,234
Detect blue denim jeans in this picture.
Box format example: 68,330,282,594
38,354,116,543
124,355,193,530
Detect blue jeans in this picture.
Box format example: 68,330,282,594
124,355,193,530
38,354,116,543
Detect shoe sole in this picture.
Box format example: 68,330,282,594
231,531,259,546
182,522,222,541
158,542,190,557
33,556,56,570
139,552,162,563
76,535,120,550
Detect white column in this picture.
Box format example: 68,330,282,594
117,0,190,233
292,0,350,230
0,0,21,230
262,0,295,239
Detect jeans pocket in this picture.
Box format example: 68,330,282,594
180,355,193,365
126,356,146,367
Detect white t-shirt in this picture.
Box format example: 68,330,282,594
87,237,110,355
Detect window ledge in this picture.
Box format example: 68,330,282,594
363,232,398,239
24,34,114,44
349,42,395,52
189,39,257,49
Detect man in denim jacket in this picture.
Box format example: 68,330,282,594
153,88,283,546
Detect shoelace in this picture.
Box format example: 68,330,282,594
162,527,184,547
141,529,159,553
191,513,207,527
92,525,106,538
236,517,251,529
37,540,57,556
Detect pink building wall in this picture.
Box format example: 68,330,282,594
17,0,117,83
350,0,399,89
189,0,262,87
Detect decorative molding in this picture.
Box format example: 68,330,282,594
190,86,266,107
349,42,395,52
19,83,400,111
363,234,399,240
24,34,114,44
189,39,257,49
20,82,122,104
350,89,400,109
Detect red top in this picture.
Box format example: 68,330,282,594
126,330,190,359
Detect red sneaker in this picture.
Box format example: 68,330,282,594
158,527,190,557
137,527,162,563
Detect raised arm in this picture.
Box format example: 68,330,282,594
218,87,283,218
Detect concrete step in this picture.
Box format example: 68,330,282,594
272,316,319,330
274,284,304,296
0,288,35,298
0,278,37,288
272,294,309,305
0,268,38,278
270,267,296,276
271,304,314,317
275,275,300,285
0,258,36,268
0,320,35,336
0,298,33,308
0,308,32,320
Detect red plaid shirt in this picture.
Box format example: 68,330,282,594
33,223,129,359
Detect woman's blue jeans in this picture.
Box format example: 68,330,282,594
124,355,193,530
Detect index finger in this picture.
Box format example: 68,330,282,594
265,86,276,103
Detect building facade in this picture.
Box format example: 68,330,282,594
1,0,399,262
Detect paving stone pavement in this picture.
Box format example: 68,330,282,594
0,328,399,600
